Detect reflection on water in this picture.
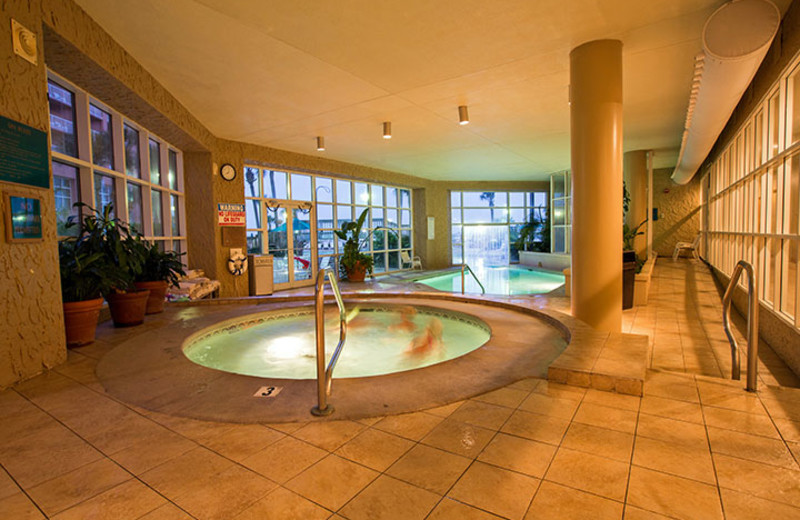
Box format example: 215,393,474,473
418,266,564,295
185,307,490,379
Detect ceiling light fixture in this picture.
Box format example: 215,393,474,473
316,136,325,151
383,121,392,139
458,105,469,125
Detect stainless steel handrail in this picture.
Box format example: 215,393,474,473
310,268,347,416
460,264,486,295
722,260,759,392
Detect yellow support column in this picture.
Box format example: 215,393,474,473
570,40,623,332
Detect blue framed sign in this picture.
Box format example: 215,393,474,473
0,115,49,189
4,193,43,242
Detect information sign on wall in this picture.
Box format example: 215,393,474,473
218,203,246,226
0,115,49,189
4,193,43,242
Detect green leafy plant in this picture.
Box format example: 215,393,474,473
134,238,186,286
58,238,125,302
65,202,145,293
334,207,374,279
514,208,551,253
623,219,647,251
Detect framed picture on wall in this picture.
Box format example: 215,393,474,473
4,192,43,242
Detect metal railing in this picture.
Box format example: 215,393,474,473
722,260,759,392
310,268,347,416
460,264,486,295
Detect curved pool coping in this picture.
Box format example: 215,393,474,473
96,292,577,423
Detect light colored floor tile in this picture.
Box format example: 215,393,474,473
573,402,638,435
201,424,284,462
51,480,165,520
425,401,464,418
373,412,444,441
335,428,413,472
386,444,471,494
339,475,440,520
472,387,529,409
532,381,587,401
703,406,780,438
138,503,194,519
110,429,196,476
171,465,275,520
285,454,378,511
427,497,504,519
635,413,709,449
720,487,800,520
0,492,46,519
233,486,330,520
639,395,704,424
544,448,629,501
421,419,495,458
774,418,800,442
139,447,233,500
292,420,365,451
477,433,556,478
500,410,570,445
561,422,634,463
627,466,723,520
708,426,797,469
0,468,19,500
27,458,130,517
714,453,800,508
449,400,513,430
517,392,580,420
621,506,672,519
524,481,623,520
242,436,327,484
632,436,715,484
448,462,539,520
643,372,699,403
582,388,640,412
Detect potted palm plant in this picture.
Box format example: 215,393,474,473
334,208,373,282
59,221,125,345
133,239,186,314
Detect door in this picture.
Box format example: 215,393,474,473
266,201,317,289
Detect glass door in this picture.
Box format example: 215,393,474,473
266,202,317,289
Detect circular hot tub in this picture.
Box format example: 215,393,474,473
183,304,491,379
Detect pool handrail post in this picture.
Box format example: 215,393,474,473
460,264,486,295
722,260,759,392
311,268,348,416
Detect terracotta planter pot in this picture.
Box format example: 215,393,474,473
346,261,368,282
63,298,104,347
106,289,150,327
134,280,169,314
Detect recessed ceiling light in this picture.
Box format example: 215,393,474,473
458,105,469,125
383,121,392,139
316,136,325,151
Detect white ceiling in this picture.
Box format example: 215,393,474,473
74,0,790,181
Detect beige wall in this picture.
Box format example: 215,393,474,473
652,167,701,258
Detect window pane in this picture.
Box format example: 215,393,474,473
168,149,178,190
388,251,400,270
336,205,352,228
93,173,115,216
48,81,77,157
385,208,398,228
451,191,461,207
386,187,398,207
171,194,180,236
247,231,263,254
451,208,461,224
290,173,312,201
245,199,261,229
452,225,463,264
90,104,113,169
315,177,333,203
790,154,799,235
373,228,386,251
244,167,261,198
149,139,161,185
336,180,352,204
124,124,140,178
509,192,525,206
53,162,80,236
553,174,565,198
318,230,335,257
263,170,288,199
373,252,386,273
401,229,411,249
371,208,384,229
355,182,369,204
401,209,411,227
510,208,526,223
317,203,333,229
152,189,164,236
127,183,143,234
371,185,384,206
463,208,493,223
400,189,411,208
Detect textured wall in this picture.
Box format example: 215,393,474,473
0,0,66,388
652,167,701,257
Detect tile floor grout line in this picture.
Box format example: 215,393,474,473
0,460,50,519
695,375,730,520
620,389,643,519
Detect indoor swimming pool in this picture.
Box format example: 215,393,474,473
413,265,565,295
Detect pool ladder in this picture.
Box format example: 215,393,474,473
722,260,759,392
311,268,347,416
460,264,486,295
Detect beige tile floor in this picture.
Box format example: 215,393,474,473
2,258,800,519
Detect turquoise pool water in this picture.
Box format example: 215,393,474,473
415,266,565,295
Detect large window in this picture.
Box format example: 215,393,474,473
703,54,800,333
244,166,414,283
48,73,186,257
450,190,547,266
551,171,571,255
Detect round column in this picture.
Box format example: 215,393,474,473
624,150,648,258
570,39,623,332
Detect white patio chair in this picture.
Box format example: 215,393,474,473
672,234,701,261
400,251,423,270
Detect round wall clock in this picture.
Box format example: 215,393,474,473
220,163,236,181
